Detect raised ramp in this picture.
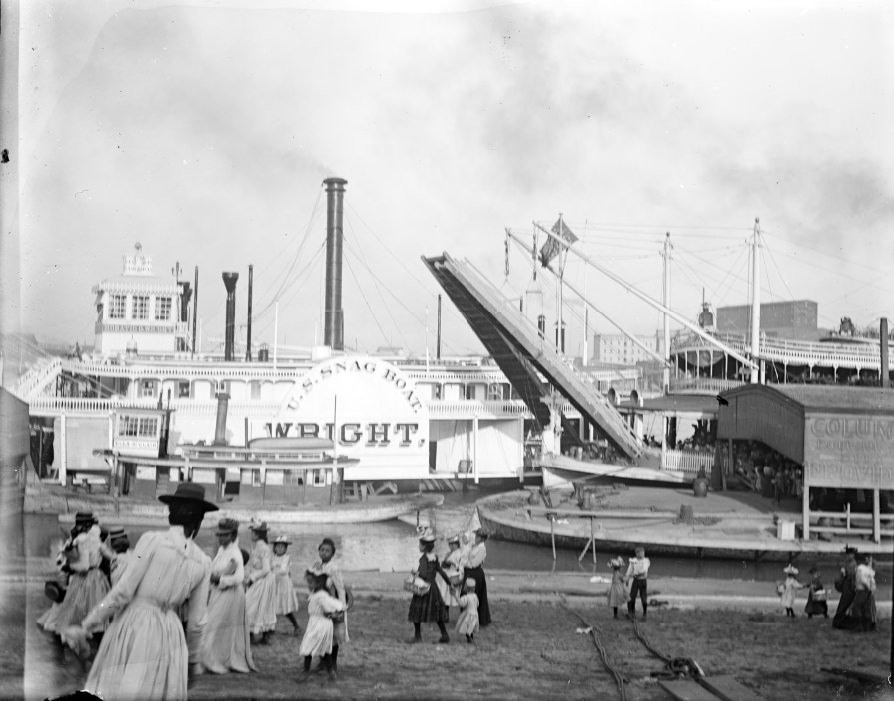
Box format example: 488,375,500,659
423,253,643,459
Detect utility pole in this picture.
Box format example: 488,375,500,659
556,213,566,354
750,218,761,384
662,233,672,392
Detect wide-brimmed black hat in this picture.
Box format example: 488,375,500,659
215,518,239,535
74,511,97,525
158,482,219,512
108,526,127,541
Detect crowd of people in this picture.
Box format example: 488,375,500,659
774,547,878,631
36,483,492,701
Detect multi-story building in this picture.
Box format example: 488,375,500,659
716,300,819,342
590,332,663,366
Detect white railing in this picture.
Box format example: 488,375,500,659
671,331,893,371
27,396,282,418
669,377,745,394
12,357,63,400
427,399,533,419
661,448,713,477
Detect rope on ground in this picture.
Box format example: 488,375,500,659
630,616,705,680
562,603,628,701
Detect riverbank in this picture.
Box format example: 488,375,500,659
478,487,894,562
24,482,443,525
5,574,891,701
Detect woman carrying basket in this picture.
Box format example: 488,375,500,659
407,532,450,644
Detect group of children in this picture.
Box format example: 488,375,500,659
606,546,651,620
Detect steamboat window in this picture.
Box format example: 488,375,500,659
155,297,172,321
139,379,157,397
177,381,191,398
118,415,159,437
109,295,126,319
133,295,149,320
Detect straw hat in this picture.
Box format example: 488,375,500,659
418,527,436,544
215,518,239,536
158,483,219,513
74,511,97,526
249,520,269,534
783,564,798,576
608,556,625,569
273,535,291,546
447,535,461,546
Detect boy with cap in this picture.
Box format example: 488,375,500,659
625,547,650,620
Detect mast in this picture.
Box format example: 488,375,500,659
662,232,672,392
750,218,761,384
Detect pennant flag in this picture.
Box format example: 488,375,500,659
539,218,578,267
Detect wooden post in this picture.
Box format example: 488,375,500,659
845,502,851,532
303,469,308,504
591,516,596,563
550,512,556,560
261,465,266,506
801,471,810,541
873,489,881,544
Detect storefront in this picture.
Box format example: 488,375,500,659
717,384,894,543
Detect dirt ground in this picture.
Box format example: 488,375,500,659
5,581,892,701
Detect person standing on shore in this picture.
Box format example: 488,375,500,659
199,518,256,675
407,533,451,644
61,482,217,701
244,521,278,645
850,554,878,632
455,578,480,643
298,570,346,682
438,535,464,612
833,547,859,629
625,547,650,621
779,564,804,618
272,536,301,636
607,557,626,619
107,527,132,588
464,529,491,627
804,565,828,619
38,512,114,641
313,537,350,674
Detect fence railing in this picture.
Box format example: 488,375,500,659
661,448,713,477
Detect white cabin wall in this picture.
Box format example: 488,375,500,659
476,419,523,476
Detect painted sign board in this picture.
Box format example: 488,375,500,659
803,413,894,489
268,356,430,480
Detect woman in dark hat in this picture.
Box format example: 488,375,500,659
833,546,859,629
63,482,217,700
407,531,451,644
244,521,278,645
38,512,113,640
107,526,132,588
199,518,256,674
464,529,491,627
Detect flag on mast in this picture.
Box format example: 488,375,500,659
539,217,578,267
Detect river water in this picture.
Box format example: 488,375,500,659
22,489,892,587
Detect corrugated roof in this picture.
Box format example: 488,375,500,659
722,384,894,415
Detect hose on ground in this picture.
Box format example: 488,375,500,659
563,604,628,701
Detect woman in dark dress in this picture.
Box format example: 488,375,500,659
407,534,450,644
464,529,491,627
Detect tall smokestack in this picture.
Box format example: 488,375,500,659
881,317,889,389
323,177,348,350
222,272,239,361
192,266,199,356
213,392,229,445
245,264,253,362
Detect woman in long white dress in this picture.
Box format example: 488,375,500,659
38,512,114,637
62,483,217,701
199,518,256,674
244,521,278,644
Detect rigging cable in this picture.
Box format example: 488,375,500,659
343,250,396,349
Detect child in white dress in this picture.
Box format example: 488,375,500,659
778,564,805,618
271,536,300,634
455,578,480,643
298,570,345,682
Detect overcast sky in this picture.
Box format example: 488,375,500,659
7,0,894,357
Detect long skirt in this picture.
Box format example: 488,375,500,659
85,599,188,701
274,575,299,616
849,590,878,631
200,585,256,674
298,615,335,658
38,569,109,634
245,574,277,635
408,583,449,624
465,566,491,626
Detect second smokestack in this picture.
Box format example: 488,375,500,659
222,272,239,361
323,177,347,350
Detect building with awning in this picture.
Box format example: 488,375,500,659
717,384,894,543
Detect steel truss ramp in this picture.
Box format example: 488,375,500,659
423,253,644,460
